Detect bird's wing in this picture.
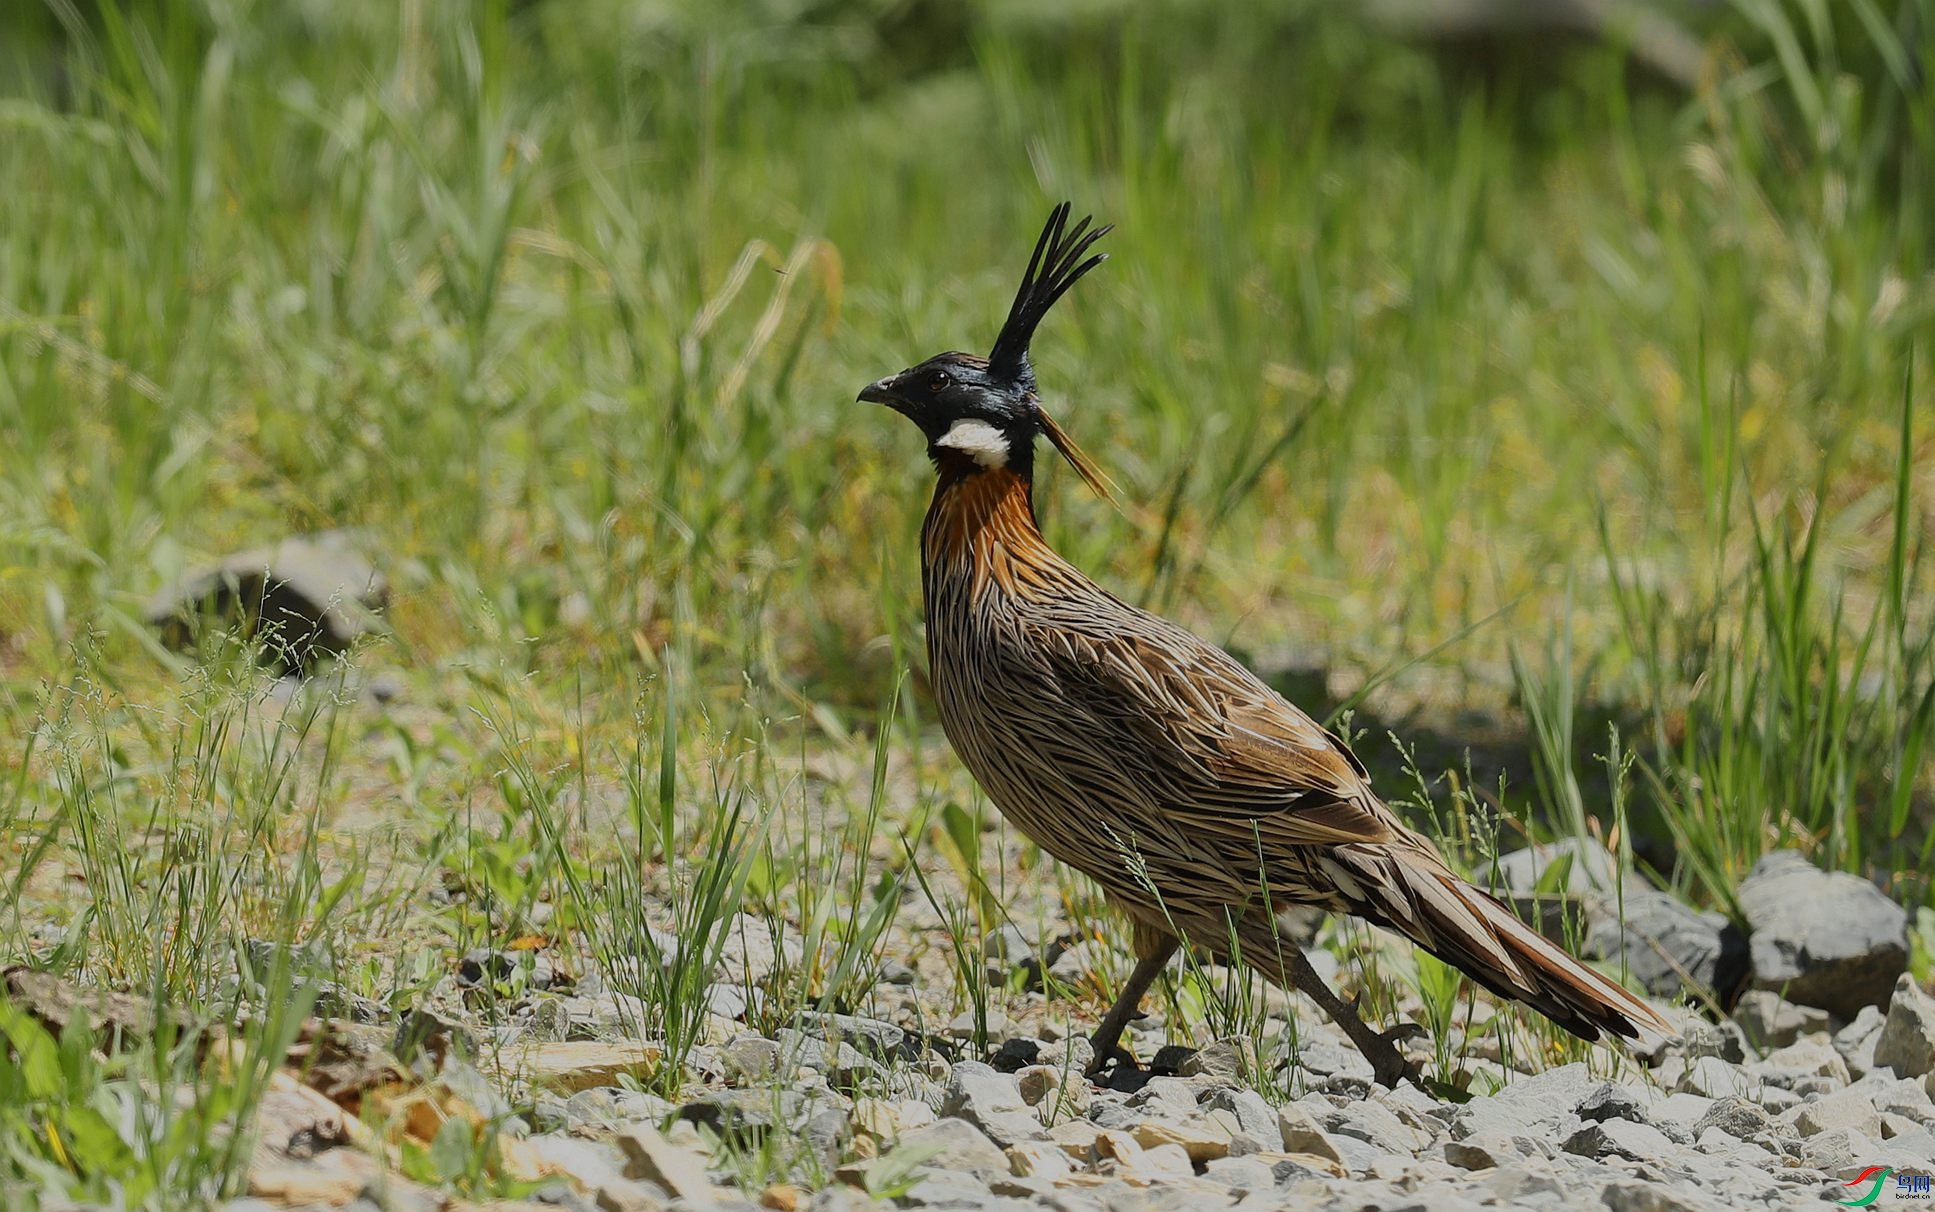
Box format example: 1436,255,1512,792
1023,602,1400,847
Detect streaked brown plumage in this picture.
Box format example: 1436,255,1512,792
861,204,1672,1085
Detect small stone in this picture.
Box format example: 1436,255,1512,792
1649,1092,1715,1131
1676,1054,1758,1098
1788,1089,1882,1138
986,1175,1057,1199
1048,1119,1102,1158
1599,1180,1711,1212
1577,1082,1651,1124
1177,1037,1246,1082
1562,1119,1679,1164
1005,1140,1073,1179
1015,1064,1061,1108
1837,1004,1888,1076
943,1009,1013,1041
1798,1125,1880,1173
1443,1134,1522,1170
1120,1141,1195,1182
940,1062,1048,1146
1732,989,1831,1049
614,1123,715,1207
1753,1037,1850,1088
1149,1043,1196,1072
893,1117,1010,1176
679,1088,801,1133
1276,1102,1345,1164
722,1034,781,1082
1200,1087,1276,1142
1494,837,1631,898
717,914,801,984
1480,1163,1565,1204
1692,1095,1776,1141
1124,1075,1198,1113
988,1036,1040,1071
519,1040,664,1093
1737,850,1909,1018
1131,1118,1231,1162
1874,973,1935,1078
759,1184,801,1211
1323,1099,1429,1154
795,1011,906,1061
247,1147,378,1205
982,925,1033,964
1201,1154,1274,1190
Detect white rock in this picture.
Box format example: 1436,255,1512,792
1005,1140,1073,1179
1276,1102,1345,1163
1787,1089,1882,1138
1753,1038,1850,1088
614,1123,716,1208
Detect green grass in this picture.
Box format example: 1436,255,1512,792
2,0,1933,1206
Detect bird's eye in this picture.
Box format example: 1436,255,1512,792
927,371,952,392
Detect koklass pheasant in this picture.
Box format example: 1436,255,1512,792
859,204,1671,1085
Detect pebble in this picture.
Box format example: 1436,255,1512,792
1787,1088,1882,1138
1275,1101,1345,1164
1731,989,1831,1049
941,1061,1049,1146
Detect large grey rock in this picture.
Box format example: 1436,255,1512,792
1586,887,1748,1002
146,531,385,673
1874,973,1935,1078
1493,837,1634,899
1494,840,1743,1001
1736,850,1908,1018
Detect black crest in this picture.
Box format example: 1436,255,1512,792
987,202,1112,391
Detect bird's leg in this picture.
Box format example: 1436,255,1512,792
1278,940,1423,1088
1087,933,1179,1074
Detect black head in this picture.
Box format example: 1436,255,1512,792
860,202,1112,494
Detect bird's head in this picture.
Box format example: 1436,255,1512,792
859,202,1112,497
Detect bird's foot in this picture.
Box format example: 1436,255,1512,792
1362,1022,1428,1088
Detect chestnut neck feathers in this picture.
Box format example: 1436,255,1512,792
920,456,1067,601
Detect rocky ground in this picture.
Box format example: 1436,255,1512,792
76,838,1918,1212
11,558,1921,1210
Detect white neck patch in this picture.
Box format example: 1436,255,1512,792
934,418,1011,469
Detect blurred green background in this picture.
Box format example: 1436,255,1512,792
2,0,1932,915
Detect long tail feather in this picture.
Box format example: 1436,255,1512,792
1327,840,1674,1046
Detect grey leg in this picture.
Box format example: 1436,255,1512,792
1087,935,1179,1073
1278,939,1422,1088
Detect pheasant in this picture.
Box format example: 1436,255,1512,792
859,203,1671,1085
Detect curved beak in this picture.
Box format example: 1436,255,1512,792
857,376,898,405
